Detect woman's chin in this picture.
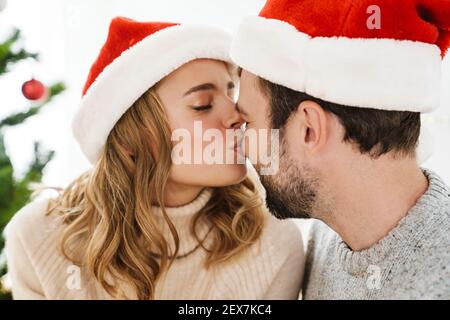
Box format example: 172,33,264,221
215,164,248,186
200,164,248,187
170,163,248,187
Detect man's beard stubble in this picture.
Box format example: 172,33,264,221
258,139,319,220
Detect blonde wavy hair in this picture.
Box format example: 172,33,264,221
46,87,265,299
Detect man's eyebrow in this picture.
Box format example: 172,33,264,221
236,103,248,116
237,67,243,78
184,83,216,96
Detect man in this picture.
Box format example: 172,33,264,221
231,0,450,299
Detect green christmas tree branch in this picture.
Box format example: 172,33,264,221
0,29,38,75
0,28,66,297
0,82,66,128
0,80,65,228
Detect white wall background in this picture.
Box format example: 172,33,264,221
0,0,449,190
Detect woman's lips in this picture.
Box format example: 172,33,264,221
230,139,245,158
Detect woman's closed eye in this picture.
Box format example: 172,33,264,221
192,104,212,112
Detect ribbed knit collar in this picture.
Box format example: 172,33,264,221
336,169,450,275
151,188,213,258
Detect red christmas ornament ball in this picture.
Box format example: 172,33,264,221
22,78,46,101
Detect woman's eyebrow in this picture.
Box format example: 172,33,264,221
184,81,235,96
184,83,216,96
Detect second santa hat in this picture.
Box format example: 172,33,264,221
230,0,450,113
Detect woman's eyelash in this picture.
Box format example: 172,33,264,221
193,105,212,111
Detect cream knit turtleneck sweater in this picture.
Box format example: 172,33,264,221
5,187,304,300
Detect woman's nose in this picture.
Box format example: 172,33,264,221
223,101,245,129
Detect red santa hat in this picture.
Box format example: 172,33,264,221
230,0,450,113
73,17,232,163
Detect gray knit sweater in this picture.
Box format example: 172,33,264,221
303,169,450,300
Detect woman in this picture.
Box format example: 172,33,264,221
5,17,304,300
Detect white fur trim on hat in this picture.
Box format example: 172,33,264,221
230,16,443,113
73,24,232,164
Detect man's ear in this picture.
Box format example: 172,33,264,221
297,100,328,154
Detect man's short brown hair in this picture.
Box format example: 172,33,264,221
258,77,421,158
